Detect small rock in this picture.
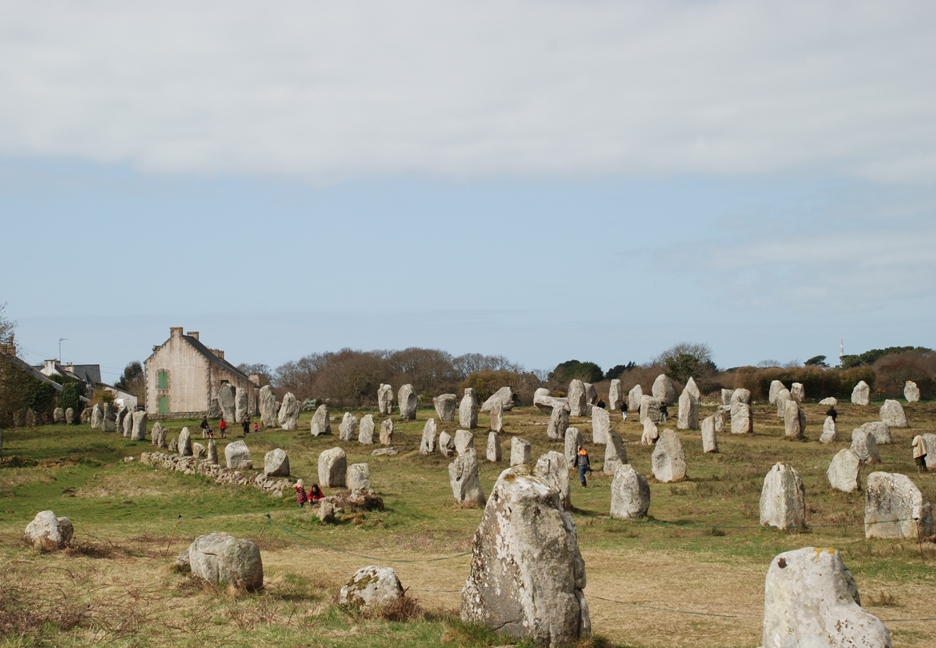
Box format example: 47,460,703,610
24,510,74,551
339,565,404,609
184,532,263,591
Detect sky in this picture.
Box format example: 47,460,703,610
1,1,934,383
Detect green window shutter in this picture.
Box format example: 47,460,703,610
158,371,168,390
158,396,169,414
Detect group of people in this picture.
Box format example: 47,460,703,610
294,479,324,508
199,415,258,439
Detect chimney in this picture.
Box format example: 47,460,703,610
186,331,200,341
44,359,57,372
211,348,225,360
170,327,183,338
0,334,15,356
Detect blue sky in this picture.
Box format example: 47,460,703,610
1,1,933,382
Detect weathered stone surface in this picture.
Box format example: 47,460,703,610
608,379,624,410
639,395,661,424
567,380,586,417
438,431,456,457
318,447,347,488
419,418,437,455
535,451,570,510
851,428,881,464
278,392,299,430
591,406,610,445
178,427,193,456
371,447,399,457
25,409,38,428
218,383,236,424
65,407,74,424
827,449,861,493
310,404,331,436
379,418,394,446
433,394,457,421
714,409,726,434
208,397,221,419
489,400,504,433
181,532,263,591
449,448,485,505
730,402,752,434
730,388,751,406
481,386,514,412
775,389,792,420
684,377,700,400
91,404,103,430
101,403,116,432
879,400,907,428
627,384,643,413
768,380,785,404
904,380,920,403
651,430,686,482
547,405,569,440
339,412,358,442
760,462,806,530
225,440,253,470
640,418,659,446
510,437,531,466
455,430,475,455
564,427,583,466
924,433,936,470
235,387,248,423
790,382,805,403
852,380,870,406
762,547,891,648
610,465,650,519
819,396,838,406
459,388,479,429
677,389,699,430
24,510,73,550
461,465,590,645
398,384,417,420
603,430,628,476
701,416,718,453
318,499,335,524
584,382,598,406
860,421,892,445
378,384,394,415
721,389,733,407
193,442,206,459
131,411,147,441
339,565,403,609
152,422,167,448
347,463,370,493
534,388,569,414
358,414,375,444
77,408,89,425
264,448,289,477
651,374,676,405
122,409,133,437
259,385,276,428
207,439,218,465
865,472,934,539
820,416,838,443
486,431,502,462
53,407,64,423
783,399,804,439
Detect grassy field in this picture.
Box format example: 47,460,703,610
1,399,935,647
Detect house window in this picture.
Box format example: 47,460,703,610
158,396,169,414
157,370,168,390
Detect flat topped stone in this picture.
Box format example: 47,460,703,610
180,532,263,591
480,386,514,413
865,472,934,539
510,437,532,466
225,440,252,470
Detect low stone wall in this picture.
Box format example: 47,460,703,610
140,451,290,498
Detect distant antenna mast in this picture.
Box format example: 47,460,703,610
839,339,844,364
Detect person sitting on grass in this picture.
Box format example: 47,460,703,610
308,484,324,503
295,479,309,508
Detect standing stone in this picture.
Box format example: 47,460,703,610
218,384,236,424
438,431,456,457
827,449,861,493
701,416,718,453
101,403,116,432
115,407,128,434
564,427,583,466
448,448,485,505
433,394,457,421
651,430,686,482
455,430,475,455
534,451,570,510
762,548,892,648
310,404,331,436
318,447,347,488
460,465,590,646
584,383,598,406
603,430,628,476
358,414,375,444
547,405,569,440
783,400,804,439
924,433,936,470
259,385,276,428
859,421,892,445
759,462,806,530
879,400,907,428
264,448,290,477
481,386,514,412
24,409,37,427
676,389,699,430
225,440,253,469
819,396,838,406
489,400,504,433
206,439,218,464
181,532,263,591
790,382,805,403
534,388,570,414
610,465,650,519
608,379,624,410
24,510,74,551
123,408,133,437
76,408,88,425
567,380,586,417
684,377,700,399
852,380,870,406
459,388,479,429
152,422,167,448
865,472,934,539
178,427,192,456
377,384,393,415
651,374,676,405
641,418,659,446
234,387,248,423
730,388,751,406
775,389,792,420
339,565,402,610
486,432,502,462
419,419,437,455
91,404,103,430
720,389,733,407
347,463,370,493
398,384,417,420
130,411,147,441
379,419,394,446
53,407,64,423
591,406,610,445
193,442,206,459
338,412,358,442
510,437,532,466
851,428,881,465
714,409,727,434
730,402,752,434
904,380,920,403
277,392,299,430
768,380,785,404
627,384,643,413
208,397,222,419
65,407,74,424
639,395,661,424
820,416,838,443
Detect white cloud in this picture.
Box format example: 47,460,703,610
0,1,933,183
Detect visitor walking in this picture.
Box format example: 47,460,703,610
219,418,227,439
253,422,259,435
659,403,668,423
575,446,591,487
242,415,250,437
199,416,209,439
912,435,928,473
621,401,628,422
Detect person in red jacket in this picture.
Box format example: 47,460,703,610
219,418,227,438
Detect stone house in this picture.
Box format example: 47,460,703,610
144,327,259,419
